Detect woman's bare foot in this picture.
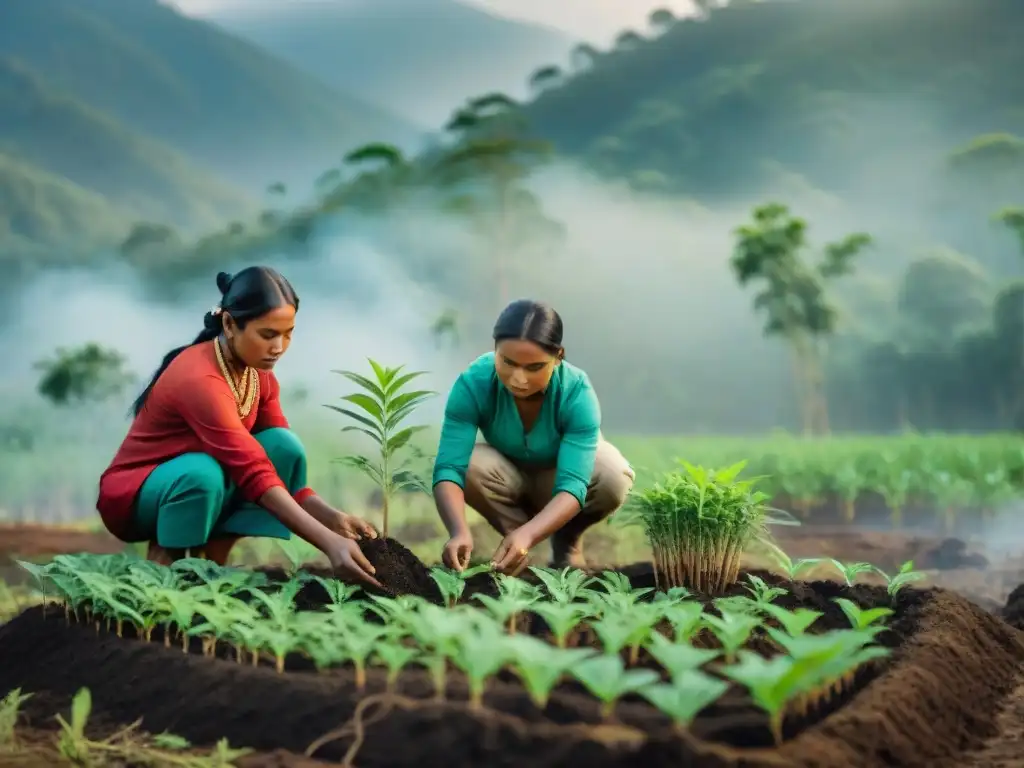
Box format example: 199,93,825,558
549,532,588,570
203,537,239,565
146,541,176,565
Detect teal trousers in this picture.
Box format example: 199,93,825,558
134,427,305,548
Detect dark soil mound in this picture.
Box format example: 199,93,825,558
2,547,1023,767
1000,583,1024,630
921,538,989,571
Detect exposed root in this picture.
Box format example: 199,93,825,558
304,694,647,767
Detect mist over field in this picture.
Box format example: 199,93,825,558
2,0,1024,526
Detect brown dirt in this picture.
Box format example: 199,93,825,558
2,537,1024,767
0,724,335,768
769,527,989,573
0,524,122,561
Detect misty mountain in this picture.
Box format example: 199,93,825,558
202,0,575,127
0,0,417,190
0,56,255,254
523,0,1024,209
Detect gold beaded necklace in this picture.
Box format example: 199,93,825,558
214,337,259,418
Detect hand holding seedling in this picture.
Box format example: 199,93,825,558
442,530,474,571
491,528,534,575
325,537,382,589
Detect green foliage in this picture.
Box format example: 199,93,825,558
524,0,1024,198
620,460,771,593
34,344,135,407
22,549,897,735
325,359,436,537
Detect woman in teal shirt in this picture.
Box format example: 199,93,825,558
432,300,635,575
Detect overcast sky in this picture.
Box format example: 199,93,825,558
168,0,698,44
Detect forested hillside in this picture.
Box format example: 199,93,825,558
0,0,414,188
524,0,1023,201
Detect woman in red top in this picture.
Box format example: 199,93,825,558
98,267,381,588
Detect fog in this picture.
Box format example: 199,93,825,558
0,93,968,438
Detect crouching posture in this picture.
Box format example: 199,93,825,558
96,266,380,587
432,299,635,575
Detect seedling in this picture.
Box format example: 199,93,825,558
624,461,770,593
760,542,826,581
874,561,926,599
660,601,706,643
507,635,595,708
645,632,720,676
832,597,893,630
827,559,876,587
638,670,728,732
743,574,788,604
0,688,31,746
529,602,592,647
571,655,661,720
527,566,596,603
429,564,492,608
325,359,436,538
702,609,763,662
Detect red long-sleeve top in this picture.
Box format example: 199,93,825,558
97,341,315,541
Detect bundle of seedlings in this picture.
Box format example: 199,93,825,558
624,461,770,593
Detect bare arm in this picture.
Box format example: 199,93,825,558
519,492,581,547
259,487,342,552
434,480,469,536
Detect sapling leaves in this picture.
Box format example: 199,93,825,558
702,610,763,662
875,560,926,598
827,560,876,586
429,565,490,607
530,602,592,647
638,670,728,730
661,601,705,642
759,604,822,636
645,631,720,676
571,655,660,719
832,597,893,629
327,359,437,538
528,566,596,603
507,635,595,707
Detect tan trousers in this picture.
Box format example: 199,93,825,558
463,440,635,560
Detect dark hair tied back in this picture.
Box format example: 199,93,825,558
216,271,233,294
131,266,300,416
492,299,564,355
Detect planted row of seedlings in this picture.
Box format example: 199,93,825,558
18,547,919,744
635,434,1024,528
14,460,926,745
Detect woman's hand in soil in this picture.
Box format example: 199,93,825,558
330,512,379,541
326,536,382,588
490,527,534,576
442,530,474,571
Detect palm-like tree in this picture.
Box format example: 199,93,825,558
432,92,563,306
731,203,871,435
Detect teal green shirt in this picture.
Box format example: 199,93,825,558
432,352,601,506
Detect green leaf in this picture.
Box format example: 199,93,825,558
333,371,386,401
368,359,398,388
341,393,384,421
384,370,428,398
386,425,428,454
323,405,384,437
342,426,384,446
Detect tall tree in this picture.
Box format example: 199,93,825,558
35,343,134,406
433,93,563,306
731,203,871,434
